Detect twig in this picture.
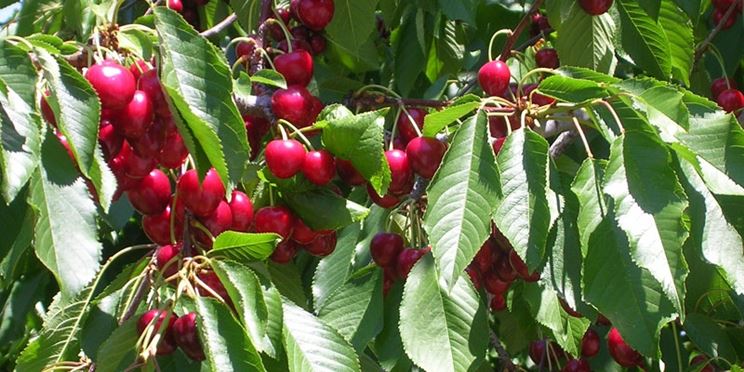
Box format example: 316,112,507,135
549,130,578,159
120,275,151,324
249,0,275,74
490,331,516,371
694,1,739,63
515,28,554,52
200,13,238,38
499,0,545,61
234,93,274,119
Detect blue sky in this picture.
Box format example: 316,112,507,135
0,2,21,24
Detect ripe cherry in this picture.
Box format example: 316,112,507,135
406,137,446,179
302,149,336,185
255,206,295,239
129,59,152,81
291,218,319,244
310,34,327,54
99,120,123,160
229,190,254,232
265,139,307,179
195,200,233,246
117,141,156,179
370,232,404,267
85,59,136,110
474,241,495,272
717,88,744,113
130,119,165,159
523,83,556,106
396,247,430,278
489,293,507,311
197,270,230,301
40,92,56,126
559,298,583,318
367,184,400,208
277,7,292,23
119,90,154,139
508,250,530,279
478,60,511,97
291,0,335,31
466,267,482,289
483,271,510,295
245,115,271,159
305,231,337,256
274,50,314,86
385,150,413,194
529,340,547,365
127,169,172,215
159,131,189,169
176,168,226,218
236,41,256,59
712,7,737,29
167,0,183,12
155,244,181,278
138,69,165,108
143,205,183,246
137,310,178,355
711,77,736,99
271,240,298,263
579,0,614,15
691,355,714,372
562,359,591,372
494,256,517,282
530,12,551,36
492,137,507,154
397,108,426,144
535,48,559,69
581,328,600,357
172,312,205,361
271,86,315,126
607,327,643,368
336,159,365,185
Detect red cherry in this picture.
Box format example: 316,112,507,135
562,359,591,372
711,77,736,99
274,50,314,87
508,250,529,278
717,88,744,113
367,184,400,208
291,0,335,31
291,218,319,244
397,108,426,144
395,247,429,278
129,59,152,81
127,169,172,215
40,92,56,126
155,244,181,278
265,139,307,179
370,233,404,267
119,90,154,139
255,206,295,239
271,86,314,126
229,190,254,232
236,41,256,59
691,355,714,372
336,159,365,185
176,168,226,218
494,257,517,282
159,131,189,169
130,119,165,159
466,267,482,289
277,39,313,54
310,34,327,54
713,0,736,9
271,240,298,263
85,59,136,110
478,60,511,97
195,200,233,246
277,7,292,23
143,205,183,246
492,137,507,155
138,69,165,109
308,96,324,125
167,0,184,12
581,329,600,358
489,113,519,138
712,7,737,29
245,115,271,159
489,293,507,311
116,141,156,179
305,231,337,256
607,327,643,368
596,314,612,326
137,310,178,355
523,83,556,106
530,12,551,36
529,340,547,365
473,241,495,272
172,312,205,361
405,137,446,179
99,120,123,160
197,270,230,301
579,0,614,15
535,48,560,69
302,149,335,185
385,150,413,194
483,271,511,295
559,298,583,318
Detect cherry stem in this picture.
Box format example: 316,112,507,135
487,29,514,62
389,106,403,150
168,193,179,245
706,44,730,82
596,99,626,134
400,105,423,137
277,123,289,140
278,119,315,150
572,116,594,159
671,321,684,372
268,184,275,206
499,0,544,61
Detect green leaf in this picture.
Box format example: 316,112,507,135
0,273,47,345
230,0,261,34
392,9,427,96
554,66,621,84
325,0,379,66
684,313,737,361
522,284,591,357
251,69,287,89
117,28,157,60
196,297,266,372
437,0,476,24
0,196,34,285
571,159,609,255
424,111,500,289
282,189,369,231
658,0,694,86
95,318,138,372
374,282,408,370
493,129,553,272
0,39,37,105
269,262,308,308
399,254,488,371
282,298,361,372
321,109,391,195
422,95,480,137
154,7,249,188
29,131,102,298
207,232,281,263
554,1,617,74
312,223,362,310
537,75,610,103
603,133,689,315
617,0,672,80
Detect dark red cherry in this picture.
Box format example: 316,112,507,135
607,327,643,368
405,137,446,179
712,7,737,29
172,312,205,361
483,271,511,295
155,244,181,278
489,293,507,312
236,41,256,59
277,39,313,54
127,169,172,215
478,60,511,97
99,120,123,160
129,59,152,81
523,83,556,106
385,150,413,194
396,247,429,278
717,88,744,113
473,241,495,272
492,137,507,155
530,12,551,36
581,329,600,358
494,257,517,282
176,168,226,218
529,340,547,365
691,355,714,372
195,200,233,246
291,0,335,31
274,50,314,86
397,108,426,144
535,48,559,69
159,131,189,169
579,0,614,15
271,240,298,263
277,7,292,23
466,267,482,289
40,92,56,126
119,90,154,139
255,206,295,239
167,0,183,12
367,184,400,208
229,190,254,232
117,141,156,179
370,232,404,267
310,34,327,54
143,205,183,246
711,77,736,99
508,250,530,278
85,59,136,110
196,270,230,301
265,139,307,179
302,149,336,185
559,298,583,318
138,69,165,109
271,86,314,126
137,310,178,355
291,218,319,244
562,359,591,372
130,119,164,159
305,231,337,256
336,159,365,185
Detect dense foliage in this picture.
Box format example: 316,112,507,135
0,0,743,371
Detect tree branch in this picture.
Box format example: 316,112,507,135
549,130,578,159
499,0,545,61
490,331,516,371
515,28,554,52
200,13,238,38
694,1,739,63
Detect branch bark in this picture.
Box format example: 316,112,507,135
200,13,238,38
694,1,739,63
499,0,545,61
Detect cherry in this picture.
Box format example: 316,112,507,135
40,92,56,126
535,48,560,69
579,0,614,15
385,150,414,194
305,231,337,256
562,359,591,372
236,41,256,59
116,141,156,179
195,200,233,246
474,241,495,272
465,267,482,289
489,293,507,311
530,12,551,36
291,25,312,41
271,86,315,126
255,206,295,239
483,271,511,295
713,0,736,9
529,340,547,365
127,169,172,215
85,59,136,110
118,90,154,139
265,139,307,179
581,328,600,358
172,312,205,361
607,327,643,367
137,310,178,355
176,168,226,218
138,69,165,109
370,232,404,267
277,39,313,54
197,270,230,301
245,115,271,159
277,7,292,24
712,7,737,29
167,0,183,12
691,355,714,372
130,119,165,159
596,314,612,326
395,247,429,278
143,205,183,246
129,59,152,81
159,131,189,169
367,184,400,208
405,137,446,179
310,34,327,54
478,60,511,97
397,108,426,144
229,190,254,232
291,0,335,31
110,157,139,193
309,96,324,124
99,120,123,160
717,88,744,113
336,159,365,185
291,218,319,244
523,83,556,106
711,77,736,99
271,240,298,263
274,50,314,87
494,256,517,282
508,250,530,278
155,244,181,278
302,149,336,185
492,137,507,154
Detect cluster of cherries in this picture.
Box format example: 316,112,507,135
712,77,744,114
369,232,431,294
165,0,210,28
711,0,743,30
137,309,204,361
259,204,339,263
528,327,599,371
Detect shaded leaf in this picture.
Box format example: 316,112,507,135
207,232,281,263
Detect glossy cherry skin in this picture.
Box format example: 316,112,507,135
119,90,154,139
508,249,531,280
99,120,123,160
245,115,271,159
159,131,189,169
130,119,164,159
523,83,556,106
385,150,414,194
579,0,614,15
529,340,547,365
274,50,314,87
310,34,327,54
494,257,517,282
397,108,426,144
607,327,643,367
265,139,307,179
229,190,254,232
581,328,600,357
562,359,591,372
85,59,136,110
167,0,184,12
473,240,496,272
691,355,714,372
143,205,183,246
336,159,365,185
195,200,233,247
530,12,551,36
271,86,315,127
465,267,482,289
116,141,156,179
129,59,152,81
405,137,446,179
176,168,226,218
305,231,337,256
291,0,335,31
197,270,230,301
291,218,319,244
370,232,404,267
138,69,165,108
302,149,336,185
478,60,511,97
155,244,181,278
172,312,205,361
367,184,400,208
717,88,744,113
395,247,430,278
271,240,298,263
255,206,295,239
535,48,560,69
127,169,172,215
492,137,507,155
489,293,507,311
711,77,736,99
277,7,292,23
137,310,178,355
40,92,56,126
